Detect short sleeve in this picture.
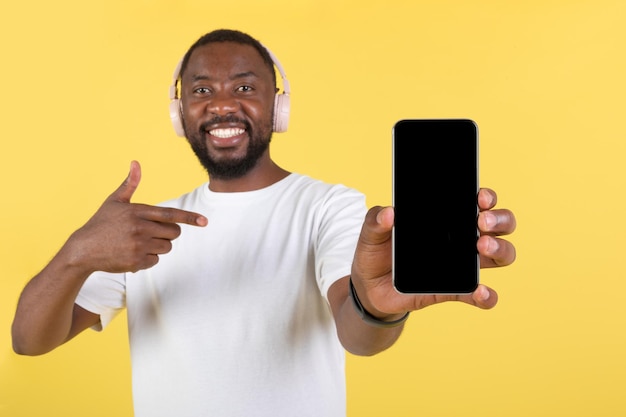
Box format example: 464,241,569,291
315,186,367,298
75,271,127,330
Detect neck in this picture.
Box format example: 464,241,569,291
207,158,290,193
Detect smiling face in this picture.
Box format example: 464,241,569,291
179,41,276,180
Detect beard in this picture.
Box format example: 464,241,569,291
186,115,273,180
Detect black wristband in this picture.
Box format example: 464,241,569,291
348,277,409,328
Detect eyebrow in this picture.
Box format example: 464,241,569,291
190,71,260,82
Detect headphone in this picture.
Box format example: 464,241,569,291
168,45,291,137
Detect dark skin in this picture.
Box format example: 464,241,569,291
11,42,516,357
180,42,289,192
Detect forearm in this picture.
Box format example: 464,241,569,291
336,302,405,356
12,242,95,355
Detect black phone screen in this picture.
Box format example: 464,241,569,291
392,119,479,294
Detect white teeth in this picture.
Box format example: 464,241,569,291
209,128,245,138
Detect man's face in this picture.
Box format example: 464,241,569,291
180,42,275,179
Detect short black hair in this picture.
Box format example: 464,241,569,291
178,29,276,86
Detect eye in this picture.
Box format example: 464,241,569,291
193,87,211,94
237,85,253,93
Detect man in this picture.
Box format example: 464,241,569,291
11,29,517,416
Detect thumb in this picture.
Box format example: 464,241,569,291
109,160,141,203
360,206,395,246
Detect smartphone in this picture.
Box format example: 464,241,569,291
392,119,479,294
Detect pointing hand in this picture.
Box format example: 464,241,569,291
67,161,207,274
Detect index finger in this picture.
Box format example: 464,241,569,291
136,204,208,227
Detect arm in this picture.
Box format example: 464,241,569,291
11,161,207,356
11,243,102,356
328,275,406,356
329,188,517,356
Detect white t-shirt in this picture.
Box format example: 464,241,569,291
76,173,367,417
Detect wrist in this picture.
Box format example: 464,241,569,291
348,277,409,328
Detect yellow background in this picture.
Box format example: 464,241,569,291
1,0,625,416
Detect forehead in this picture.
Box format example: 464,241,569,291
184,42,273,81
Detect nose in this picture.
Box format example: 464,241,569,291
207,91,240,116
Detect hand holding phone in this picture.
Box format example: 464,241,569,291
392,119,479,294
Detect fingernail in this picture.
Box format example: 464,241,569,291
477,285,490,301
484,212,497,229
475,285,491,301
488,236,500,254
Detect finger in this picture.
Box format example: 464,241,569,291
359,206,394,246
477,188,497,210
351,206,394,285
408,283,498,312
376,206,395,231
477,235,517,268
132,218,183,241
147,237,174,256
470,285,499,309
130,254,160,273
437,285,498,309
134,203,208,227
477,208,517,235
108,160,141,204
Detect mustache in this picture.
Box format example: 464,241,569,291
200,116,251,132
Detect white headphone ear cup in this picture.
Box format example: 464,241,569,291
169,99,185,137
273,93,290,133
